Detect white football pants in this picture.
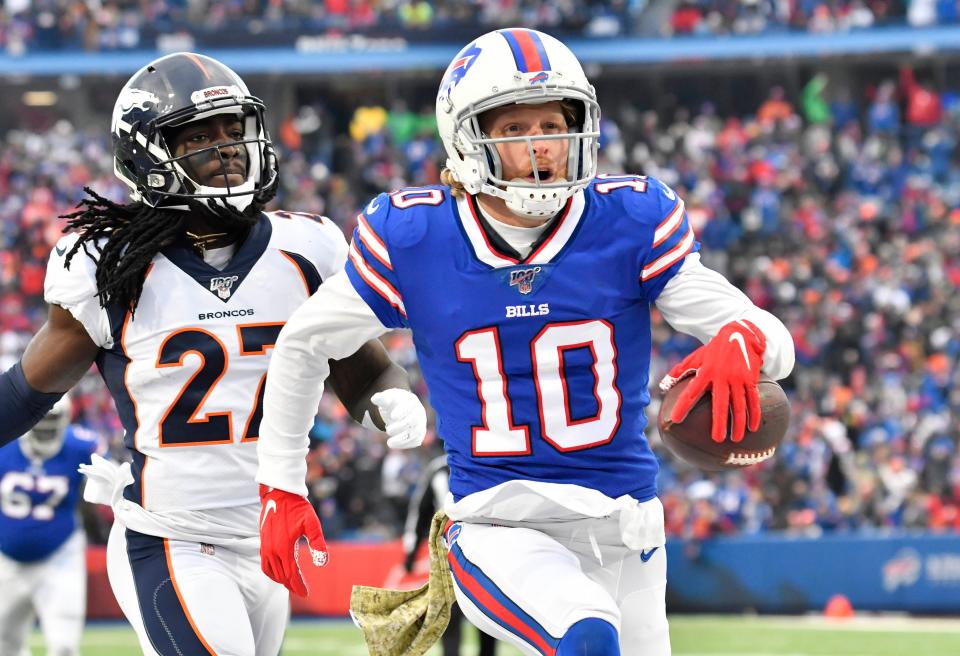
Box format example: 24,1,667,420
446,517,670,656
107,521,289,656
0,529,86,656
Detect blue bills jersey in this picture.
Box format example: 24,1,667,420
345,176,699,502
0,426,97,562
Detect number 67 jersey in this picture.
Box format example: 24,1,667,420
44,212,346,519
346,176,699,503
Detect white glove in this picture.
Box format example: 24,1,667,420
368,389,427,449
79,453,133,506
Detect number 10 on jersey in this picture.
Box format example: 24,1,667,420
455,319,621,455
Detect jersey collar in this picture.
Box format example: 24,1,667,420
160,213,272,303
455,191,586,269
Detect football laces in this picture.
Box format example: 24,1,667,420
724,447,776,466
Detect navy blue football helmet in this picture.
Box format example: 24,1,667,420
111,52,278,213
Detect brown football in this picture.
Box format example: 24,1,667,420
657,375,790,470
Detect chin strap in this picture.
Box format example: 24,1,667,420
481,181,567,219
504,187,566,217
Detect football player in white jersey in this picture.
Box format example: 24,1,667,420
0,52,426,656
254,29,795,656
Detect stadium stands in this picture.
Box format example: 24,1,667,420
2,36,959,544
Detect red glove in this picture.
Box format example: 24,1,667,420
660,319,766,443
259,484,329,597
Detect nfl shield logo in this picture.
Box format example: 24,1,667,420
210,275,239,300
509,267,541,295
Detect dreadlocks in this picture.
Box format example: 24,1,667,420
60,185,273,314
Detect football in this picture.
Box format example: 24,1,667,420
657,375,790,470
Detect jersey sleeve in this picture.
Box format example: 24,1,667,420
257,271,391,495
43,234,112,348
656,253,795,380
310,217,349,280
637,178,701,302
343,193,409,329
268,211,350,292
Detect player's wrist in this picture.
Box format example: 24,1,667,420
0,361,67,446
255,460,309,498
259,483,308,502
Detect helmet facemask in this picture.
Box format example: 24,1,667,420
121,98,276,216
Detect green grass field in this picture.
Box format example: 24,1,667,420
28,615,960,655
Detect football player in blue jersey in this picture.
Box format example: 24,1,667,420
0,52,426,655
0,398,97,656
256,29,795,656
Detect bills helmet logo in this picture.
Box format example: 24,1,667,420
439,43,482,99
210,275,239,300
509,267,541,295
529,72,549,84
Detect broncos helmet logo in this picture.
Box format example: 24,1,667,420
438,43,482,100
112,87,162,131
116,88,160,114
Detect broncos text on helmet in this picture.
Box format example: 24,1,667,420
435,29,601,218
111,52,278,214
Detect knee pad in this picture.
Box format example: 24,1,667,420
556,617,620,656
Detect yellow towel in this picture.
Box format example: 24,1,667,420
350,511,456,656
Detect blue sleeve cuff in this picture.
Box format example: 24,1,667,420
0,361,65,447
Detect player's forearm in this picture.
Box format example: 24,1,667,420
0,361,66,447
328,342,410,430
735,306,794,380
656,254,795,380
257,273,389,495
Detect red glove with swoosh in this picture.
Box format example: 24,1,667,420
659,319,766,443
259,484,329,597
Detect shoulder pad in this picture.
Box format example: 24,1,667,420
387,188,447,212
44,233,100,308
268,210,349,279
589,174,680,227
363,187,447,250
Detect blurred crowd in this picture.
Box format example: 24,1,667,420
2,63,960,543
0,0,641,54
3,0,956,55
669,0,956,35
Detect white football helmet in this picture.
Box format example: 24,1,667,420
436,29,600,218
23,396,72,461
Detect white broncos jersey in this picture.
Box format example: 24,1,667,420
45,212,346,519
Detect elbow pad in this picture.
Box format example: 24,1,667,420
0,361,66,447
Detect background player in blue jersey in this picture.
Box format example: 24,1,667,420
0,398,98,656
0,53,426,655
257,29,795,656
